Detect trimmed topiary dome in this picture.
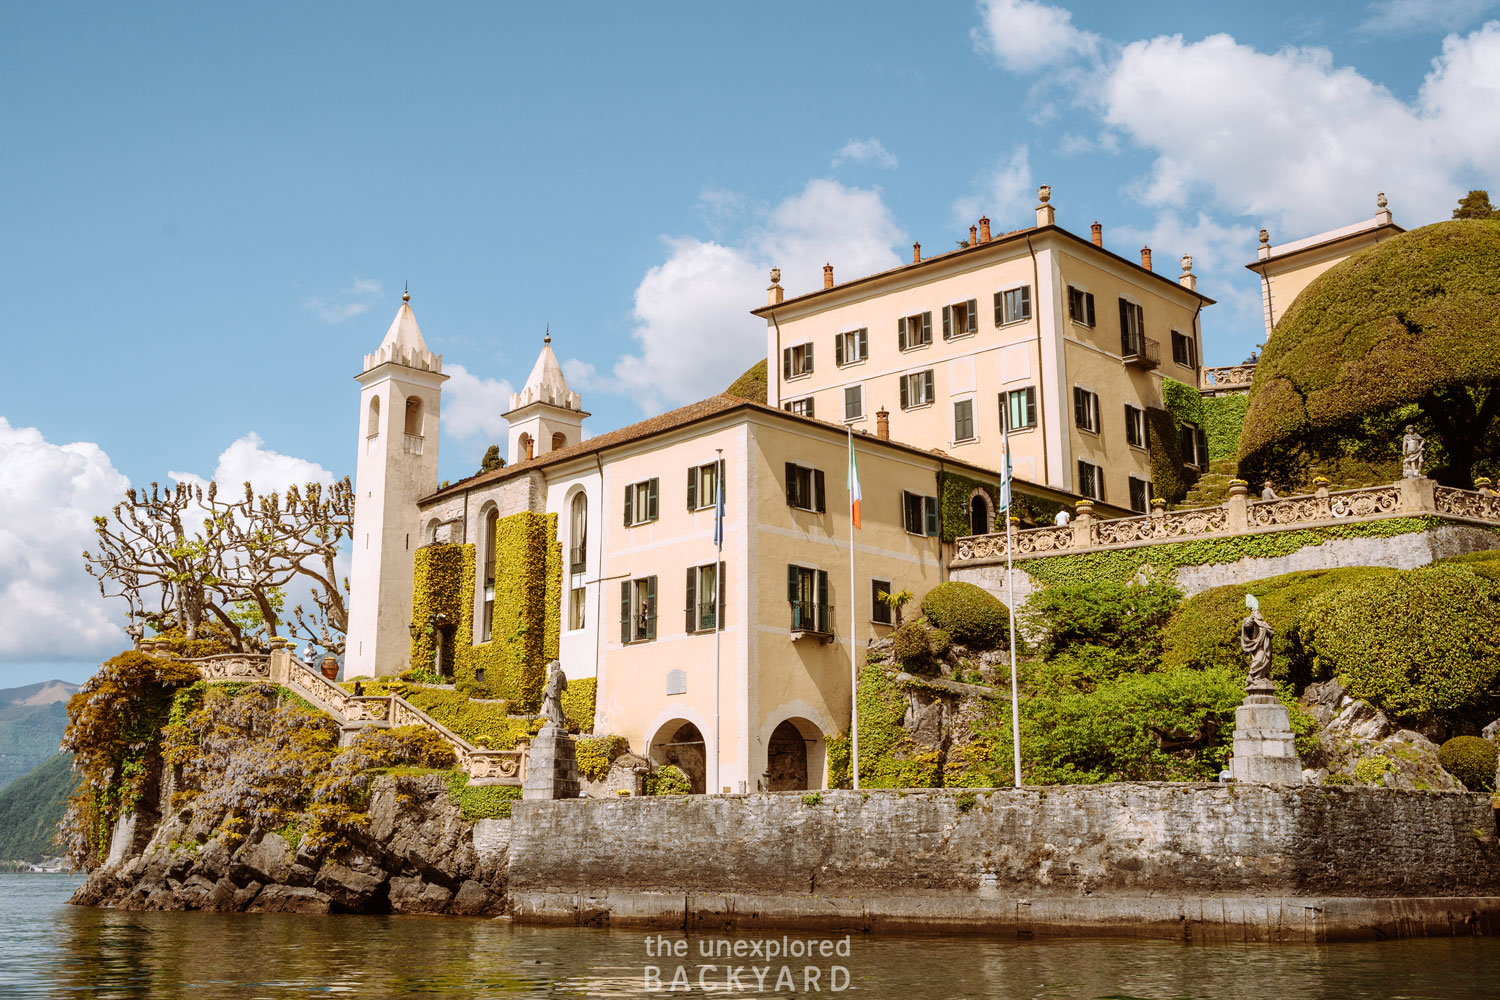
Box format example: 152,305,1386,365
725,358,768,403
1238,220,1500,486
1438,735,1498,791
918,581,1009,650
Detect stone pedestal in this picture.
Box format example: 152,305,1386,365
1229,691,1304,784
523,724,580,800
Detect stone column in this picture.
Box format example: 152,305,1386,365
1229,680,1303,784
1225,481,1249,532
1399,475,1436,514
1071,500,1094,548
523,724,581,800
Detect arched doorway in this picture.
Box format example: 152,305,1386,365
650,720,706,794
767,721,808,791
969,493,991,536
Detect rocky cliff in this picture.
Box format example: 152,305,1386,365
71,773,510,915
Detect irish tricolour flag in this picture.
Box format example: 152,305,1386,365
847,430,862,529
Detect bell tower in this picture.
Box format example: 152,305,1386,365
346,288,448,678
503,328,587,461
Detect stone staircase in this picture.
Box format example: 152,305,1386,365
1176,459,1238,509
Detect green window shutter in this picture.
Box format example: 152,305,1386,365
858,328,868,359
923,369,935,402
1086,293,1095,327
783,347,792,381
685,566,697,633
687,466,697,510
966,299,978,333
835,333,844,366
624,484,633,526
994,291,1003,326
647,478,659,520
805,342,813,372
899,375,909,409
1025,387,1037,427
1074,388,1085,427
925,496,939,537
814,468,826,512
785,462,797,506
620,582,631,644
897,316,907,351
787,563,799,602
717,561,726,629
922,312,932,343
1020,286,1031,320
942,304,952,339
816,570,829,633
646,576,657,640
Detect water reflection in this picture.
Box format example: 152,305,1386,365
4,875,1499,999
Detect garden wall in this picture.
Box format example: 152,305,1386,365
507,785,1500,942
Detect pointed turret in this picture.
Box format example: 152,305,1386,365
504,330,589,462
362,287,442,375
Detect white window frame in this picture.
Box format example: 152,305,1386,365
942,298,979,341
1128,476,1151,514
568,586,587,631
898,311,933,351
1124,404,1147,449
836,326,868,367
1067,285,1096,327
900,369,935,410
1001,386,1037,432
953,398,976,443
786,341,813,380
843,384,864,423
1073,385,1100,434
1077,460,1105,502
688,461,720,511
783,396,814,418
996,284,1032,326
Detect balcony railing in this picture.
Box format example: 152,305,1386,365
790,601,833,636
687,602,719,634
569,544,586,574
403,433,425,456
1121,333,1160,370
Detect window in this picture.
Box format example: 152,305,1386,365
898,311,932,350
404,396,423,436
871,578,893,626
481,508,498,642
623,477,659,526
835,328,868,366
953,399,975,442
844,384,864,422
995,285,1032,325
783,396,814,418
782,342,813,379
569,493,587,573
942,299,979,339
685,562,725,633
568,586,586,631
1067,286,1096,326
899,369,935,409
1180,421,1207,469
1119,299,1146,356
620,576,657,644
686,459,723,511
1073,386,1100,433
902,491,940,537
1128,476,1151,514
366,396,380,438
1001,387,1037,431
785,463,826,512
788,564,831,634
1077,460,1104,502
1124,404,1147,449
1171,331,1198,369
552,431,567,451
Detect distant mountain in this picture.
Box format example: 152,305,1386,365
0,753,76,863
0,680,78,792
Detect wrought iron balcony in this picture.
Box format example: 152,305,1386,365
790,601,833,637
1121,333,1160,370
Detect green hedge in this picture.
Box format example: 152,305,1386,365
1437,735,1497,791
409,544,468,675
918,581,1009,649
562,677,596,734
1146,405,1190,503
725,358,768,403
1202,393,1248,464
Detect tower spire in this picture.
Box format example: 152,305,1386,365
544,323,551,345
403,280,409,303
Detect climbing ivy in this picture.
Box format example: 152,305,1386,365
1201,393,1248,464
939,472,998,541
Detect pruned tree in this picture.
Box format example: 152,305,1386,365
477,444,505,474
1453,189,1500,220
1238,220,1500,487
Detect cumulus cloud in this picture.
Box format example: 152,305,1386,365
170,432,335,495
832,138,899,169
440,364,514,445
0,418,131,661
1358,0,1497,36
952,146,1034,228
305,278,384,324
611,179,906,414
970,0,1101,73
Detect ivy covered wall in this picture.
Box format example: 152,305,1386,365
938,471,1072,538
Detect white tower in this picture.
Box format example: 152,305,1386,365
503,329,587,461
346,289,448,678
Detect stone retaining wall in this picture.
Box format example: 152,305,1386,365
507,785,1500,941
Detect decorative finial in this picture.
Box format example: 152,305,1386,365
403,280,410,303
1258,228,1270,246
1181,254,1193,273
1377,191,1388,209
1038,184,1051,204
544,323,551,345
769,267,781,286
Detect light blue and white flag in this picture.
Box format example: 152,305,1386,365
999,418,1013,511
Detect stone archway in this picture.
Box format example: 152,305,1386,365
649,720,706,794
969,491,992,536
767,720,809,791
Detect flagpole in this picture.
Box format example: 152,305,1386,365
848,426,860,792
713,448,723,796
1002,425,1022,788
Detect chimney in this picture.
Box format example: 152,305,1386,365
969,225,978,247
1179,255,1197,292
912,242,921,264
979,216,991,242
823,263,834,289
875,407,890,441
1090,221,1102,247
1035,184,1054,227
767,268,784,306
1140,246,1153,272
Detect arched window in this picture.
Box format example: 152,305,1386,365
569,493,587,573
481,508,498,642
969,493,992,536
552,431,567,451
404,396,423,436
518,432,533,461
366,396,381,437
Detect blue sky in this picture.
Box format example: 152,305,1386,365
4,0,1499,685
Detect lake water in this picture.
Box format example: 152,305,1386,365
4,874,1500,998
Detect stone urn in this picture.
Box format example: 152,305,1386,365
320,656,340,681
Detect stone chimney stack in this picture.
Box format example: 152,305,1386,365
979,216,991,242
1140,246,1153,272
823,263,834,289
1091,221,1102,247
876,407,890,441
912,242,921,264
767,268,784,306
1179,255,1197,292
1035,185,1054,227
969,225,978,247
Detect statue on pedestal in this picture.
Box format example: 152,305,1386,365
540,660,568,728
1239,595,1274,692
1402,425,1426,479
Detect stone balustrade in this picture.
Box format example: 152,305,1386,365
953,476,1500,567
1200,364,1256,392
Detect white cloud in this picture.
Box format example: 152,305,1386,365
970,0,1101,73
439,364,514,444
305,278,384,324
612,179,906,414
952,145,1034,228
832,138,899,169
1358,0,1497,36
0,418,132,661
170,432,335,495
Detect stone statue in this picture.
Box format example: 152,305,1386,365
541,660,568,728
1261,481,1278,500
1402,425,1425,479
1239,595,1274,691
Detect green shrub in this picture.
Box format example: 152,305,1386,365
1438,735,1498,791
443,771,522,819
1324,772,1354,785
647,764,690,795
561,677,597,734
928,628,952,658
381,726,458,769
825,666,942,789
801,792,822,807
1299,566,1500,721
725,358,767,402
1024,577,1181,671
891,622,931,666
576,734,631,782
1440,549,1500,584
918,582,1009,650
1353,755,1393,785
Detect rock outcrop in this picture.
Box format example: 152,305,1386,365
1300,679,1463,790
71,773,509,915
